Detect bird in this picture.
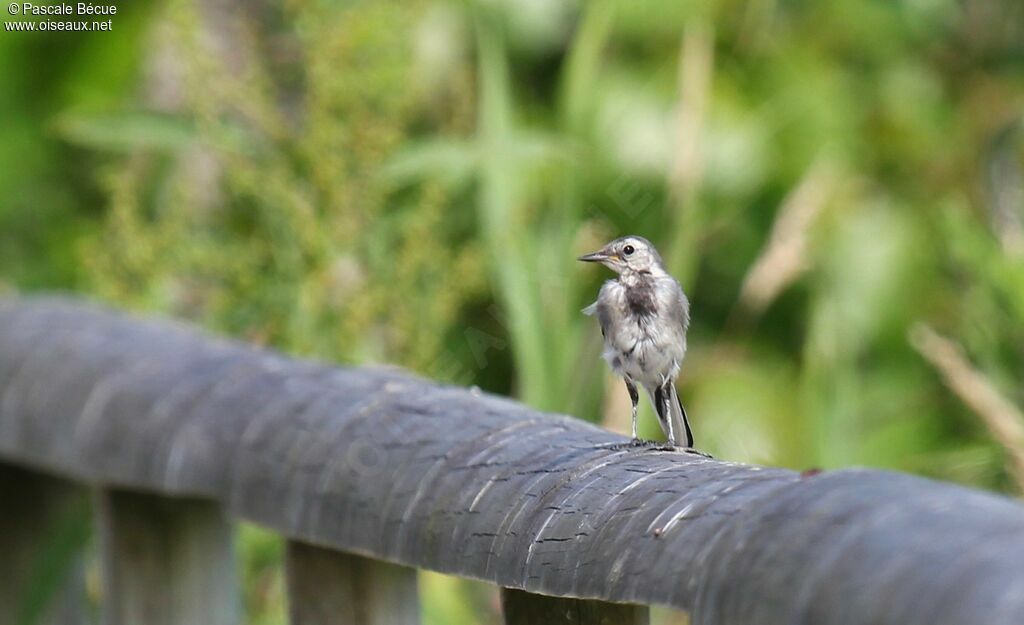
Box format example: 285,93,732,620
578,235,696,450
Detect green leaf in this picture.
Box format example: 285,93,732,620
53,112,196,153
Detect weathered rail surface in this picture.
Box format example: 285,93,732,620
1,296,1023,625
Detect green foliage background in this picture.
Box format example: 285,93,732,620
2,0,1023,623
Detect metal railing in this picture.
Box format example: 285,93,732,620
1,297,1023,625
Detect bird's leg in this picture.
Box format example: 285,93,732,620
624,378,641,445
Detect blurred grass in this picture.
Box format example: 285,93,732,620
2,0,1024,622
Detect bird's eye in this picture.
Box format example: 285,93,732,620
623,245,635,256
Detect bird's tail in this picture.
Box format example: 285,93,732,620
649,384,694,448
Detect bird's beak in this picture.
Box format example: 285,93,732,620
578,250,619,263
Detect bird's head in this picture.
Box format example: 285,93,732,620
578,236,665,276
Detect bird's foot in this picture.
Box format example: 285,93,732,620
679,446,714,458
644,444,714,458
602,438,660,450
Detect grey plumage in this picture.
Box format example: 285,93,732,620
579,236,694,447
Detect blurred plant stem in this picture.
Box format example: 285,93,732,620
559,0,615,135
666,21,713,289
735,158,839,318
910,324,1024,493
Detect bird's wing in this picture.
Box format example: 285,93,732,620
583,281,616,340
595,282,617,339
667,280,690,333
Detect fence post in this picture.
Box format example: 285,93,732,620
285,540,421,625
96,488,239,625
500,588,650,625
0,463,88,625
